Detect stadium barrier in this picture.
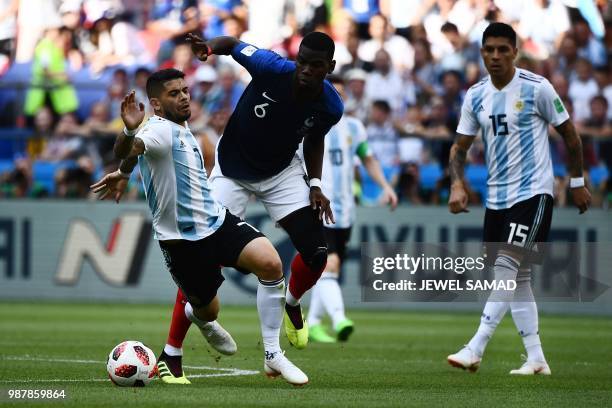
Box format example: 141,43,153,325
0,200,611,315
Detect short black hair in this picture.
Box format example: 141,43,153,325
482,22,516,47
146,69,185,98
300,31,335,60
441,22,459,34
372,100,391,114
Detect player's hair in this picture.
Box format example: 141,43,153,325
300,31,335,60
482,22,516,47
146,69,185,98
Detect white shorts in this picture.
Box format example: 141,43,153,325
209,152,311,222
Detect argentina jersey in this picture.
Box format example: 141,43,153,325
217,42,343,181
456,68,569,210
322,116,369,228
137,116,226,241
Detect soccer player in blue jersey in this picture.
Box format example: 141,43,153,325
306,75,398,343
91,69,308,385
147,31,344,382
446,23,591,375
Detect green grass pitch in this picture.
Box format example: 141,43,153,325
1,303,611,407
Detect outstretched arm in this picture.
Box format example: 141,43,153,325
448,134,475,214
362,155,398,210
555,119,591,213
304,134,334,224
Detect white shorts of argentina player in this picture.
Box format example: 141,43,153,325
209,150,311,222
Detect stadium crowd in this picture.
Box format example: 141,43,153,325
0,0,610,207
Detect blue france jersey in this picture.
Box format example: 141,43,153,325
137,116,226,241
457,68,569,210
218,42,344,181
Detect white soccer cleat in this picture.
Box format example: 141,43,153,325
198,321,237,355
509,360,551,375
447,345,482,372
264,351,309,386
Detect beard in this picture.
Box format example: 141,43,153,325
166,109,191,124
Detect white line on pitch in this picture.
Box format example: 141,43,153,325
0,355,259,383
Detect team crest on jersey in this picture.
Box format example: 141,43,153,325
515,100,524,111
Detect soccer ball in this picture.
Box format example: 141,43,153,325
106,341,157,387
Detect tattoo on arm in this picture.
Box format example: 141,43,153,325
449,143,467,184
556,120,584,178
119,156,138,175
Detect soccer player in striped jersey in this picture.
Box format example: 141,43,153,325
91,69,308,386
306,76,397,343
446,23,591,375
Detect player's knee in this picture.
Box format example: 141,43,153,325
258,255,283,281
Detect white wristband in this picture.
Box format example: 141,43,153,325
570,177,585,188
123,127,137,137
309,178,322,189
118,169,131,179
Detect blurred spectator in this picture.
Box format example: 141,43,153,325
27,107,55,159
82,13,150,74
202,0,245,39
357,14,414,72
207,65,245,112
198,107,231,174
365,49,414,117
439,70,465,129
439,22,480,79
411,39,437,106
103,74,129,122
338,33,373,74
15,0,62,63
0,0,18,73
56,155,95,198
344,68,370,123
420,96,454,165
517,0,570,60
573,18,607,68
242,0,285,48
379,0,421,40
159,42,197,84
0,156,48,198
40,113,84,161
366,100,399,168
550,71,570,102
329,8,357,71
133,67,153,108
24,27,79,118
569,58,600,123
421,0,456,60
146,0,200,63
576,95,611,200
192,64,219,109
592,66,612,120
334,0,380,39
556,34,579,78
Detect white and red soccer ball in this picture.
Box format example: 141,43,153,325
106,341,157,387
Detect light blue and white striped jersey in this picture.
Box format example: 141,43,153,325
457,68,569,210
322,116,369,228
137,116,226,241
